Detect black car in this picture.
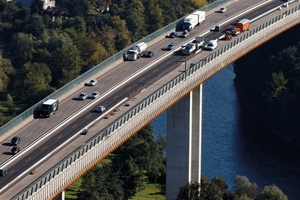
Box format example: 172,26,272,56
11,136,20,145
145,50,154,57
166,31,177,38
0,169,7,176
11,146,20,154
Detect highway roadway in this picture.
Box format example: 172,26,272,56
0,0,292,196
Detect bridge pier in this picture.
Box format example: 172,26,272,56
54,191,65,200
166,85,202,200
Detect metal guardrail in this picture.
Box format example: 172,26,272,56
13,4,300,200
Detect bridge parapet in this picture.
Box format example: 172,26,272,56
13,4,300,200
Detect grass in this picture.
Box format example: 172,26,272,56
131,183,165,200
65,179,82,199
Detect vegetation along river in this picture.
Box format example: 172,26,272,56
151,64,300,199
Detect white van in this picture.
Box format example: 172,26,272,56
205,39,218,50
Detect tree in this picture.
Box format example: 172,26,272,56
30,0,44,15
49,43,81,87
110,16,131,50
177,175,223,200
113,156,146,199
211,176,228,193
78,163,124,200
10,32,35,66
146,1,164,33
233,176,258,199
19,62,54,103
24,14,45,37
200,175,223,200
0,69,9,92
124,0,146,41
177,181,201,200
81,39,108,71
259,184,288,200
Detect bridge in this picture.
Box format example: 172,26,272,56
0,0,300,199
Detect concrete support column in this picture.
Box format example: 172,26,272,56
166,85,202,200
54,190,65,200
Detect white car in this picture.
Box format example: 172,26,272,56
88,79,97,86
219,7,227,13
96,106,106,113
78,93,87,100
90,92,100,99
205,39,218,51
181,30,189,38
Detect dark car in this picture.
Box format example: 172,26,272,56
0,169,7,176
11,136,20,145
11,146,20,154
167,43,175,50
166,31,177,38
145,50,154,57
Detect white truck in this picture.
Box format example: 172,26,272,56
183,11,205,31
181,43,197,55
38,99,59,118
127,42,147,61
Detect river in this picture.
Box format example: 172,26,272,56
151,64,300,199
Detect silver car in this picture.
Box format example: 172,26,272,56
79,93,87,100
219,7,227,13
96,106,106,113
90,92,100,99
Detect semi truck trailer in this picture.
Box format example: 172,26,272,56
183,11,205,31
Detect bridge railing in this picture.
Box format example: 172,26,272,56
13,4,300,200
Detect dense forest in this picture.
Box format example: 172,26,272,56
0,0,207,125
234,25,300,147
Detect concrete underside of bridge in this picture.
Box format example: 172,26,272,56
166,85,202,200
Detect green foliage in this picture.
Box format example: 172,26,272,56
233,176,258,199
30,0,44,15
25,14,45,37
177,176,224,200
78,163,125,200
259,184,288,200
234,26,300,145
125,0,147,41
